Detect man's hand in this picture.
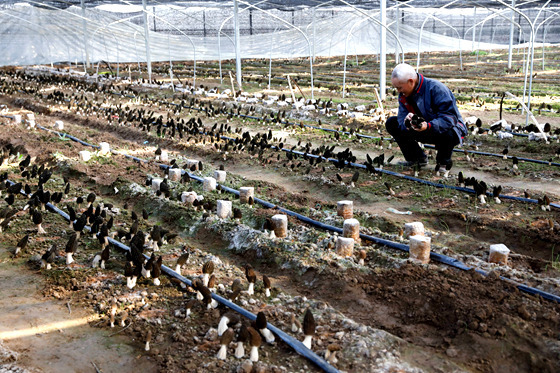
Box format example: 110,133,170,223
404,112,414,129
405,113,414,122
404,113,428,131
413,121,428,132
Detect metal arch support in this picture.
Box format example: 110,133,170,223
90,16,144,80
303,0,337,63
23,0,139,69
148,0,235,87
118,0,198,88
472,2,534,66
80,0,90,69
23,0,108,62
494,0,552,132
218,0,267,84
90,15,144,41
416,11,464,71
380,0,387,101
334,0,408,102
133,31,141,72
467,0,543,105
465,2,528,60
268,26,280,90
141,0,152,82
342,18,369,98
508,0,516,69
237,0,316,100
0,9,55,67
233,0,242,89
336,0,406,64
535,11,560,71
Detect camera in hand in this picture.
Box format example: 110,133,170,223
405,114,425,129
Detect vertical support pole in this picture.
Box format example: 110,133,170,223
526,28,537,117
203,10,207,37
81,0,90,69
395,3,400,64
249,9,253,35
379,0,387,101
269,28,276,90
116,39,120,79
517,14,522,43
142,0,152,82
542,25,547,71
508,0,516,69
472,7,476,51
168,33,173,86
153,6,156,32
312,7,316,63
490,17,495,45
233,0,242,89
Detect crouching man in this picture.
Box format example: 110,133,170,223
386,63,467,168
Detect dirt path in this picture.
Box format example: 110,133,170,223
0,249,157,373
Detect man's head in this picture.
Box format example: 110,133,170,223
391,63,418,97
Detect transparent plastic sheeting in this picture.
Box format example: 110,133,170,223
0,4,506,67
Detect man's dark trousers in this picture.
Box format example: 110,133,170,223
386,116,459,166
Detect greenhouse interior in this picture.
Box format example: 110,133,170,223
0,1,559,372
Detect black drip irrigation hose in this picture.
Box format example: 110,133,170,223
156,96,560,168
203,129,560,211
97,89,559,168
5,179,339,373
28,125,560,305
6,80,558,169
32,116,560,212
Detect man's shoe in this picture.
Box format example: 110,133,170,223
396,159,428,168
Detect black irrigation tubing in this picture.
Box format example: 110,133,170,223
6,88,560,203
4,178,339,373
5,107,558,210
27,125,560,305
143,93,560,168
32,114,560,213
6,77,557,168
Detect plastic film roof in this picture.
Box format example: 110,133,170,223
0,1,559,66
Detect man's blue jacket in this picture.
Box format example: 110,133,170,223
397,73,468,144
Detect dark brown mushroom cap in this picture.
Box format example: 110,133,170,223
237,324,250,343
202,260,214,275
176,251,189,266
186,298,199,310
192,277,203,290
220,328,235,345
263,275,271,289
303,308,316,336
32,210,42,225
17,234,29,250
86,192,96,204
256,312,267,330
65,233,78,253
327,343,341,352
199,285,213,305
245,265,256,284
247,327,262,347
231,278,242,292
207,274,216,289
